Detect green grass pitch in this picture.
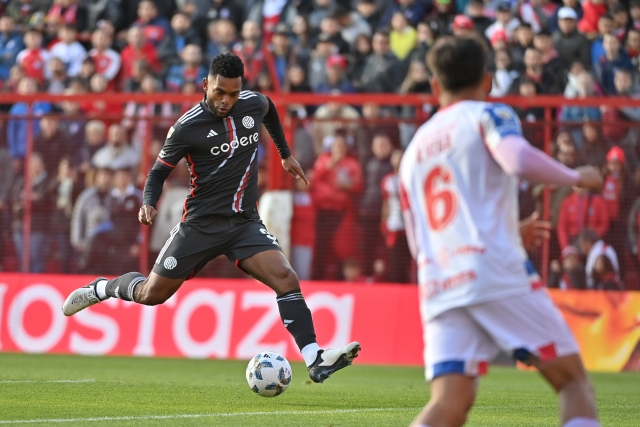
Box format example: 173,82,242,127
0,353,638,426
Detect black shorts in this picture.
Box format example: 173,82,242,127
152,210,282,279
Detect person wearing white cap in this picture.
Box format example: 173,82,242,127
553,6,591,69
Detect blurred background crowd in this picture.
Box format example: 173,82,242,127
1,0,640,290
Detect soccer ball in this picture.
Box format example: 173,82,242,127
246,351,292,397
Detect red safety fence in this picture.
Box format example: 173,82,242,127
1,93,640,290
1,274,639,371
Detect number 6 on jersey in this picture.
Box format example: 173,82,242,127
424,165,457,231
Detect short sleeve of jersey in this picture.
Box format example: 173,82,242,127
156,124,190,168
480,103,523,152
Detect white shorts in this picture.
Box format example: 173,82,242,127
424,288,579,380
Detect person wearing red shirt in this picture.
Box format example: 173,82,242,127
557,188,609,249
291,178,316,281
601,146,626,222
89,28,120,88
232,21,265,90
16,29,50,86
311,131,363,280
119,26,161,87
578,0,607,37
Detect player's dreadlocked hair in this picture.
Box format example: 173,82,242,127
209,52,244,79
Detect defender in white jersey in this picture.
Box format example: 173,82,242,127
401,36,603,427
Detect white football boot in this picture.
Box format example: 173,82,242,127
308,341,361,383
61,277,107,316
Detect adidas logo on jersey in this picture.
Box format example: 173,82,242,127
207,129,218,138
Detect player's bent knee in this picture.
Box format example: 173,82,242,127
135,286,171,306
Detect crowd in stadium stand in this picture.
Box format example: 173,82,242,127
1,0,640,290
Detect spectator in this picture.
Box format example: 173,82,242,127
615,68,640,121
578,0,607,38
451,14,475,37
120,26,161,85
312,96,360,154
485,1,520,42
577,228,620,289
315,14,350,55
205,19,236,65
200,0,244,39
560,71,602,121
157,11,202,67
10,152,54,273
233,21,265,90
50,157,76,273
46,56,69,93
519,0,558,33
628,191,640,266
579,122,608,167
84,0,121,33
314,53,355,93
291,14,313,68
611,3,629,42
308,33,336,95
427,0,455,38
83,73,122,124
335,4,371,46
122,58,151,93
467,0,494,36
58,86,86,150
356,0,383,31
290,177,316,281
33,113,71,177
45,0,89,34
548,0,583,34
6,0,49,29
557,188,609,250
509,47,558,94
563,60,587,98
390,11,418,61
49,24,86,77
92,123,140,171
553,7,591,70
123,75,173,149
490,48,518,97
533,29,564,81
357,30,404,93
311,131,363,280
165,44,207,92
601,146,630,251
16,29,51,86
631,1,640,31
360,133,394,276
105,167,143,272
381,0,429,28
357,103,402,163
593,33,633,95
309,0,335,29
511,23,535,70
76,119,106,185
590,14,612,63
88,28,120,88
625,29,640,67
7,77,53,161
1,64,25,94
513,79,545,131
269,23,293,88
548,245,587,289
341,258,369,282
132,0,170,47
0,16,24,82
70,166,112,271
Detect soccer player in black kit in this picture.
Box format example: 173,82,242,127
62,53,360,383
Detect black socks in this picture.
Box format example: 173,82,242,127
105,272,146,302
276,290,317,351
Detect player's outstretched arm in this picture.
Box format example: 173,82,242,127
140,162,173,226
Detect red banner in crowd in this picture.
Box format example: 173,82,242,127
1,274,639,371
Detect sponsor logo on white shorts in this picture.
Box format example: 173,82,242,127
164,256,177,270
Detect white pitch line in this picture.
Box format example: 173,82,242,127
0,379,95,384
0,407,417,425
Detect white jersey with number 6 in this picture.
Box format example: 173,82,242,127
399,100,539,321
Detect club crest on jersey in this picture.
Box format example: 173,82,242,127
242,116,254,129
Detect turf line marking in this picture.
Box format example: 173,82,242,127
0,408,417,424
0,379,95,384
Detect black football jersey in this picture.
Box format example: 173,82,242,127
154,90,268,220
